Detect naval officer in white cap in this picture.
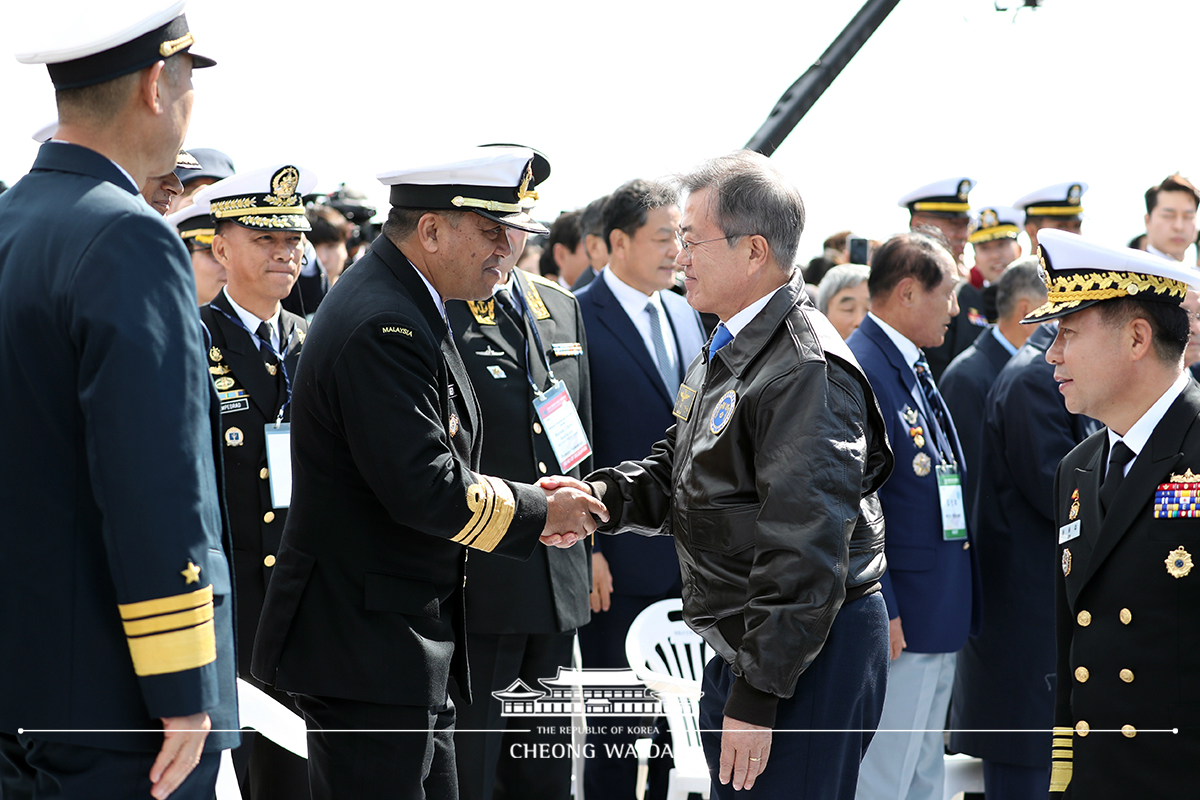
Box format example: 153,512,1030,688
0,3,235,800
1014,181,1087,250
251,146,608,800
899,176,977,269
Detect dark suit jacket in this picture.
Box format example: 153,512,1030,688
447,269,592,634
251,235,548,707
1051,381,1200,797
940,326,1015,514
925,281,990,380
950,323,1097,766
0,142,238,751
574,273,706,597
847,314,979,653
201,293,306,677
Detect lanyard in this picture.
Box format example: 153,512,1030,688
208,304,295,425
506,279,557,398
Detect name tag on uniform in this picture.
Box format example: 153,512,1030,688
1059,520,1081,544
937,464,967,540
533,381,592,472
264,424,292,508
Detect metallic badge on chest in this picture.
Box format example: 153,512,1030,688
1062,548,1072,576
449,413,460,437
902,406,918,426
1070,488,1080,520
913,452,932,477
224,427,244,447
1166,546,1193,578
209,346,222,362
213,376,236,391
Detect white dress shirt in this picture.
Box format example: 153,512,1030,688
603,268,678,378
1105,370,1190,478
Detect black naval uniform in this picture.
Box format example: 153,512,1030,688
201,289,308,799
0,142,238,798
447,268,592,800
251,234,550,799
925,281,990,380
1050,379,1200,798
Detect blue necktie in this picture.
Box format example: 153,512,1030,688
913,355,953,453
709,324,733,360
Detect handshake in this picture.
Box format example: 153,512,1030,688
537,476,608,548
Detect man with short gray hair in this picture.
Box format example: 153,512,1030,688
556,150,894,798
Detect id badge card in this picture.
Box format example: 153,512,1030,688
264,423,293,508
533,381,592,472
936,464,967,540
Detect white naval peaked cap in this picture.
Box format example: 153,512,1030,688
193,163,318,233
1022,228,1200,323
377,145,550,235
15,0,215,88
166,195,214,246
897,177,976,216
1013,182,1087,217
969,205,1025,244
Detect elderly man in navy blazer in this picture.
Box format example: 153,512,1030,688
848,231,981,800
574,178,706,799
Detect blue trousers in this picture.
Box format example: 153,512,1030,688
700,592,889,799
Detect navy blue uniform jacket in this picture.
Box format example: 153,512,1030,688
251,235,549,707
847,314,980,652
0,143,238,751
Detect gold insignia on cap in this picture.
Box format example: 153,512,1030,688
517,161,539,208
1170,468,1200,483
1063,547,1072,576
1166,546,1193,578
1025,270,1188,320
913,452,932,477
957,180,971,201
468,300,497,325
264,166,300,207
1070,488,1080,520
160,32,195,58
1068,184,1082,204
210,346,222,362
181,561,201,584
452,474,516,553
981,209,998,228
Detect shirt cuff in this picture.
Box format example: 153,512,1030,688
724,675,778,729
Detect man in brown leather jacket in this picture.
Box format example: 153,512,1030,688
551,151,894,799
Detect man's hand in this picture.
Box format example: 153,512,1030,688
719,715,771,791
889,616,906,661
591,551,614,612
536,475,593,494
150,712,210,799
539,482,608,548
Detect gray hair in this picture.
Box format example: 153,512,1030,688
675,150,805,272
817,263,871,314
995,256,1047,319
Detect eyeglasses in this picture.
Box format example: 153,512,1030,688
675,231,751,256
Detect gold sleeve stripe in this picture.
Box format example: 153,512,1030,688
119,585,214,620
451,474,516,553
126,621,217,676
1051,748,1073,759
122,602,213,637
1049,760,1072,792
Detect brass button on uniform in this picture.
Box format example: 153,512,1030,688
260,467,269,480
263,511,275,524
538,461,547,474
1119,669,1134,683
1075,721,1090,736
1074,666,1089,683
1077,610,1092,627
1120,608,1132,625
962,541,970,550
263,554,276,568
533,422,543,435
1122,725,1137,738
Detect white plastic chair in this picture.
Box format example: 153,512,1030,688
215,678,309,799
625,599,712,800
942,752,984,799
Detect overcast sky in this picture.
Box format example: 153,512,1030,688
2,0,1195,263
